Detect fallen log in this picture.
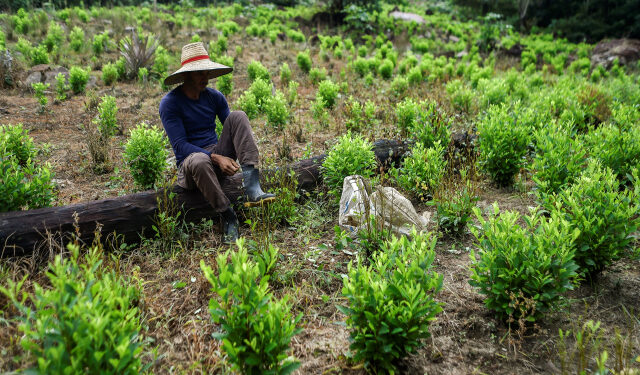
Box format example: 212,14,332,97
0,140,406,257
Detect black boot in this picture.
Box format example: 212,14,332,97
220,206,239,245
241,165,276,207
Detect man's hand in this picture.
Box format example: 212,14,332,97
211,153,239,176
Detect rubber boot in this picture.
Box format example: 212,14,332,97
241,165,276,207
220,206,239,245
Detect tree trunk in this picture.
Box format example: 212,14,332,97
0,140,406,257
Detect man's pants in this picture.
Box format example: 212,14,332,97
177,111,259,212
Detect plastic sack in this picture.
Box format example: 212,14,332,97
338,175,429,237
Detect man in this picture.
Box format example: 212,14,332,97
159,42,275,244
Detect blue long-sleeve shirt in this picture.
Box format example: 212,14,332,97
159,87,230,167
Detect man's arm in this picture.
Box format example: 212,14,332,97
213,89,231,127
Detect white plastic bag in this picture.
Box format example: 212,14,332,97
338,175,429,237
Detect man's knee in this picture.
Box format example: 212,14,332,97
226,110,251,128
183,152,211,173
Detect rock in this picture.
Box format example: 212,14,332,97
448,35,460,43
44,66,70,86
456,50,468,58
591,38,640,68
389,11,425,24
25,71,42,86
31,64,50,73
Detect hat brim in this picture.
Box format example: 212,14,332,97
164,60,232,86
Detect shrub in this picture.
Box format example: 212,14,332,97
316,79,339,109
353,57,369,77
395,98,420,133
237,91,259,119
54,73,68,101
152,47,170,78
43,22,64,53
286,29,305,43
412,101,451,149
378,58,394,79
31,82,49,113
265,91,289,131
69,66,89,94
30,44,49,65
92,33,108,55
287,80,299,106
102,62,118,86
296,50,312,73
531,127,586,204
247,60,270,82
344,96,377,131
396,141,446,199
0,243,148,374
585,124,640,184
339,230,443,373
576,84,611,128
249,77,273,109
280,62,291,85
1,123,36,165
550,161,639,276
447,79,475,113
69,26,84,52
390,75,408,96
407,65,422,85
469,204,579,321
119,33,158,80
95,95,119,138
309,67,327,85
433,175,478,236
477,104,530,186
322,131,376,197
201,240,302,374
217,73,233,96
123,122,169,190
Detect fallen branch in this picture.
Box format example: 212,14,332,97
0,140,406,257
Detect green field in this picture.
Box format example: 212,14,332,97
1,1,639,374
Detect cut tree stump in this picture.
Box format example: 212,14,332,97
0,140,406,257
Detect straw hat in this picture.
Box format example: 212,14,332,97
163,42,232,86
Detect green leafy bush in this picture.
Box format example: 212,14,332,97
123,122,169,189
296,50,312,73
217,73,233,96
433,175,478,236
0,243,148,374
265,91,289,131
31,82,49,113
550,161,639,276
446,79,475,113
43,22,64,52
69,66,90,94
30,44,49,65
477,104,530,186
316,79,339,109
237,91,259,119
469,204,579,321
102,62,119,86
280,62,291,85
407,65,422,85
287,80,299,106
321,131,376,197
353,57,369,77
585,123,640,184
286,28,305,43
54,73,69,101
95,95,119,138
395,98,420,133
531,127,586,204
378,58,394,79
344,96,377,132
390,75,408,96
1,123,36,166
201,239,302,375
247,60,270,82
309,67,327,85
138,67,149,83
66,25,83,51
412,102,451,149
396,141,446,199
339,230,443,373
